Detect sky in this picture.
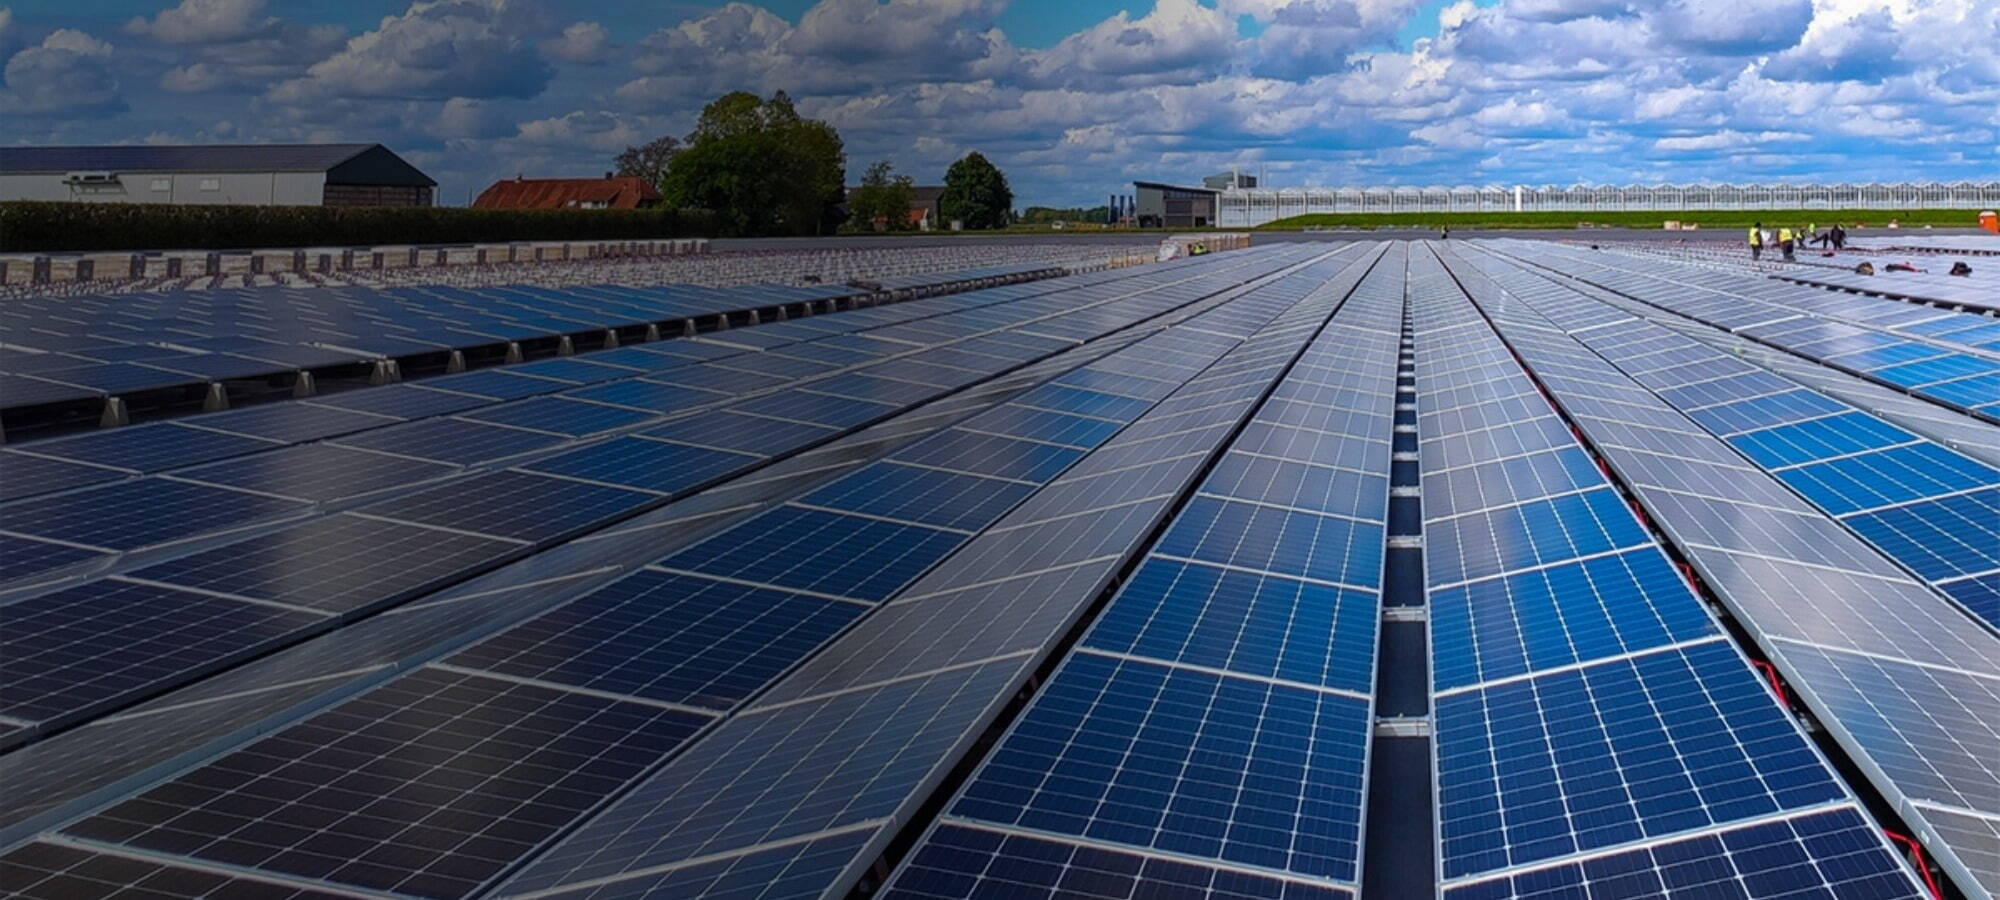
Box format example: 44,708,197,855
1,0,1994,208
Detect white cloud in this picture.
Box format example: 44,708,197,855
1,27,120,116
516,109,647,151
270,0,555,103
126,0,272,44
1024,0,1236,88
541,20,610,64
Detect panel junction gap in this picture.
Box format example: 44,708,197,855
1361,258,1435,896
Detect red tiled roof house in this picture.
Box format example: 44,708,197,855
472,174,661,210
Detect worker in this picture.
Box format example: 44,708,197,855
1830,223,1846,250
1748,222,1764,260
1950,262,1972,276
1854,261,1875,275
1778,226,1796,261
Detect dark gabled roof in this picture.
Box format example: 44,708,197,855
0,143,409,177
472,176,661,210
910,186,947,204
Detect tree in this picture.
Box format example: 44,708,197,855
939,151,1013,230
613,136,679,191
660,91,845,236
848,160,917,231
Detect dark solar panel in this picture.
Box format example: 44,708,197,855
0,450,125,502
178,443,456,503
360,470,654,543
65,667,710,898
0,841,353,900
519,436,757,494
446,569,862,710
1,478,306,551
129,514,522,615
888,825,1351,900
20,422,281,473
656,505,964,602
0,579,322,725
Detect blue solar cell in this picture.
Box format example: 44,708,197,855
638,410,837,455
0,374,100,408
1724,412,1913,469
461,396,657,436
1086,558,1378,694
804,372,939,407
953,652,1369,881
423,368,570,400
1843,489,2000,583
0,841,356,900
334,418,568,465
1,478,305,551
1873,354,2000,387
362,469,653,543
181,402,398,443
1154,496,1382,589
131,514,521,614
500,656,1025,895
0,533,111,583
520,436,757,495
799,462,1036,531
893,431,1084,483
1777,641,2000,815
65,667,709,899
958,404,1124,448
1427,487,1649,586
1682,390,1849,436
1430,547,1716,691
657,505,963,602
447,569,862,710
1435,641,1846,878
510,357,640,383
1441,807,1922,900
889,825,1352,900
564,379,729,413
1201,454,1387,522
1776,443,1998,515
28,362,192,394
0,579,322,725
179,443,455,503
734,390,898,429
307,384,489,419
527,828,879,900
1231,421,1388,472
0,451,125,502
1012,384,1154,422
648,364,789,395
20,422,280,473
1942,573,2000,629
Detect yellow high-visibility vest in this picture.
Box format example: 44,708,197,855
1748,228,1762,246
1779,228,1794,242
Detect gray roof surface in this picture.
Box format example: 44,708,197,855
0,144,379,175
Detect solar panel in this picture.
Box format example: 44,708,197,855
18,422,282,473
0,841,353,900
129,514,522,615
177,443,456,502
445,568,862,711
360,470,655,543
889,824,1352,900
461,396,659,436
63,667,710,898
333,418,569,465
1,477,306,551
0,450,125,502
519,436,758,495
655,504,965,602
796,462,1037,531
1,578,323,727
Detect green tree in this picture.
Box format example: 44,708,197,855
848,161,917,231
613,135,679,192
660,91,845,236
939,151,1013,230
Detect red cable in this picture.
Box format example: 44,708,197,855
1882,830,1942,900
1750,659,1789,707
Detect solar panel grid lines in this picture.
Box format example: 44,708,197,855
495,245,1394,899
1406,243,1930,895
1429,241,1993,899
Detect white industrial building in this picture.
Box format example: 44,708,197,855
0,144,437,207
1214,181,2000,227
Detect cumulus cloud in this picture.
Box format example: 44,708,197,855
1653,0,1813,55
126,0,272,44
516,109,647,151
1025,0,1236,88
270,0,556,103
1,27,122,116
541,20,610,64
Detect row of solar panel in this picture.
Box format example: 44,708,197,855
1463,246,2000,628
0,248,1327,749
1436,242,1989,899
1401,247,1913,899
845,247,1407,900
1638,257,2000,358
1516,244,2000,422
0,278,874,410
0,250,1290,587
25,247,1377,899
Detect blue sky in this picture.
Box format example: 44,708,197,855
2,0,1993,208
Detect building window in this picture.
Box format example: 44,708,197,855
150,179,171,192
200,178,220,191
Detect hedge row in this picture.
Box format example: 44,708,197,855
0,202,719,252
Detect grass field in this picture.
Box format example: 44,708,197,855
1255,209,1985,231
